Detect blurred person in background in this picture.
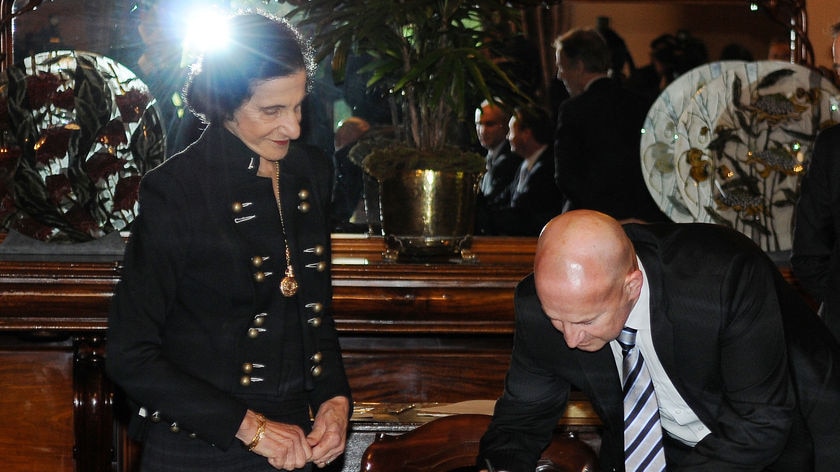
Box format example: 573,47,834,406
791,21,840,341
330,116,370,231
553,28,668,224
481,106,565,236
474,99,522,234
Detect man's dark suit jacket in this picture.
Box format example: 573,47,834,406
483,147,566,236
475,142,523,235
478,222,840,472
554,77,667,222
792,124,840,341
482,141,522,207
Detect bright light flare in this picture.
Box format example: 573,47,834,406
183,10,230,55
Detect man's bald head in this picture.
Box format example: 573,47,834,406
334,117,371,151
536,210,636,289
534,210,641,350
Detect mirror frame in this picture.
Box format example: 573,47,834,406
0,0,814,72
520,0,813,66
0,0,42,71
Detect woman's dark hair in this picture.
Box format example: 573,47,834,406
184,12,315,124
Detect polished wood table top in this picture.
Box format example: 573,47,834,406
350,396,602,430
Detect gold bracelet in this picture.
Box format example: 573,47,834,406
247,414,267,452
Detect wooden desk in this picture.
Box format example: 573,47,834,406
338,399,601,472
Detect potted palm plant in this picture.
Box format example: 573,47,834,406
291,0,527,259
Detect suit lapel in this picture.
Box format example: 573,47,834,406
633,228,728,432
635,237,679,383
574,346,624,432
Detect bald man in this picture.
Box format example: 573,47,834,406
478,210,840,472
475,99,520,205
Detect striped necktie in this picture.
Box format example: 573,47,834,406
618,327,667,471
480,152,494,196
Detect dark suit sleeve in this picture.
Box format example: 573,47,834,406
792,127,839,304
677,250,795,470
106,164,249,449
478,279,570,472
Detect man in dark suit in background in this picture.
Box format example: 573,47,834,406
478,210,840,471
553,29,667,224
791,22,840,341
474,99,522,234
330,116,370,230
792,123,840,341
481,106,566,236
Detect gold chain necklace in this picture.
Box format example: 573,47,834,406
273,161,298,297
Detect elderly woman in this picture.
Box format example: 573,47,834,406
106,12,351,472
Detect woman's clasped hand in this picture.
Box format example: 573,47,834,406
238,396,350,470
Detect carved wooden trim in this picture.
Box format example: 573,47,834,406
73,335,114,472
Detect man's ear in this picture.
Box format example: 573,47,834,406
624,269,643,299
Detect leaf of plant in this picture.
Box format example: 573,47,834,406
757,69,795,89
129,104,165,175
12,165,91,241
731,75,742,108
72,53,113,162
740,217,771,235
779,127,817,141
704,206,734,228
4,66,39,166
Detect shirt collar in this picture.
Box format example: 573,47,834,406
524,145,548,166
625,256,650,331
487,140,507,160
583,75,610,92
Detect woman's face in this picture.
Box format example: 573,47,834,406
225,70,307,162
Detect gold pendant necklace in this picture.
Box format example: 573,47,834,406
274,161,298,297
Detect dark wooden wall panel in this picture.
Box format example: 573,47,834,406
341,339,512,403
0,338,74,471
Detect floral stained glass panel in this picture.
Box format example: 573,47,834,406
0,50,165,242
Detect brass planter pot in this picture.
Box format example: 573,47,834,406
378,169,481,260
